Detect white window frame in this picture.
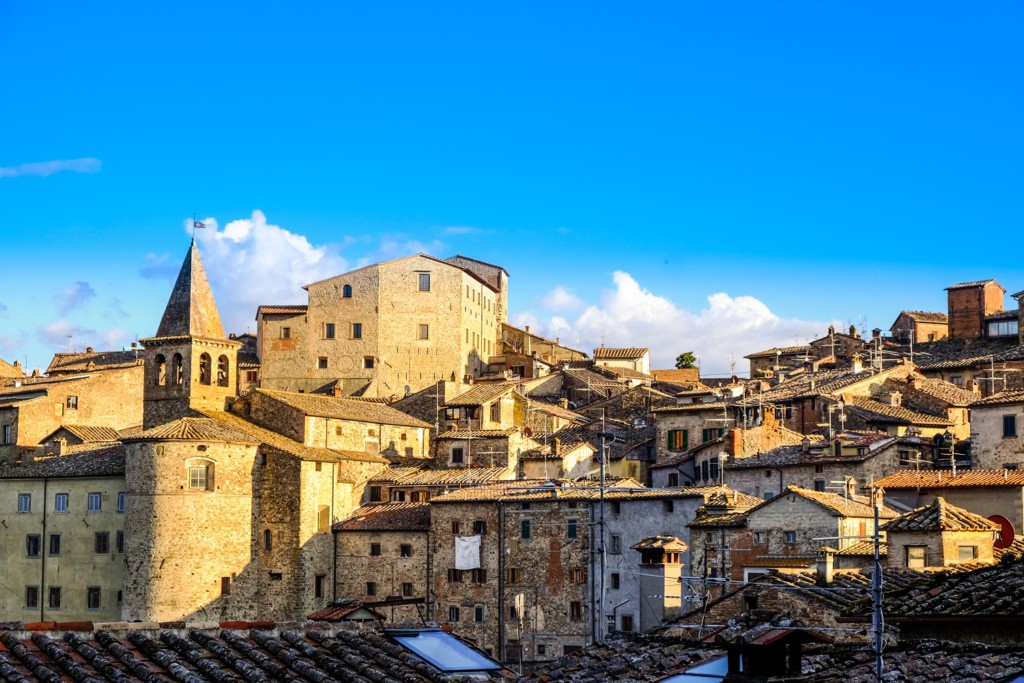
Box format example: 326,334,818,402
87,492,102,512
54,493,69,513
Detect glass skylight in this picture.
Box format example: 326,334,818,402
391,629,501,672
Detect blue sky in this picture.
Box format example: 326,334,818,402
1,2,1022,375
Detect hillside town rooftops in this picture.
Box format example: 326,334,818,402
430,479,723,504
370,464,512,486
744,345,812,360
753,485,898,519
437,428,519,439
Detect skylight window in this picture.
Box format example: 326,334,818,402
390,629,500,672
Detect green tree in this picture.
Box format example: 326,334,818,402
675,351,697,369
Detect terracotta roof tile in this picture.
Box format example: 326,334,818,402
371,464,513,486
431,479,718,503
45,350,144,374
42,424,123,443
844,395,952,426
882,497,1001,533
445,382,518,406
744,345,812,359
257,389,431,428
971,389,1024,407
899,310,949,323
872,469,1024,489
0,444,125,478
126,417,260,442
593,347,648,360
945,279,1003,291
334,502,431,532
256,304,308,315
751,485,898,519
437,428,518,439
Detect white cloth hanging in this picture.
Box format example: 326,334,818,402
455,534,481,570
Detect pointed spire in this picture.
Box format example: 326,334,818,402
155,240,226,339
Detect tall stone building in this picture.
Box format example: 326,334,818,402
257,254,508,398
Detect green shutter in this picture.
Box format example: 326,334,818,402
667,430,674,450
682,429,689,450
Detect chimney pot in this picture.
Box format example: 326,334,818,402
816,547,835,586
86,346,94,353
525,325,530,334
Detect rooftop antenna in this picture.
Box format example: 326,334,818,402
66,335,73,352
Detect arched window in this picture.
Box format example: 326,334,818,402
217,355,229,387
342,284,352,298
185,458,215,491
155,354,167,386
199,353,212,385
264,529,272,551
172,354,184,385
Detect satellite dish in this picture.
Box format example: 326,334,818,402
989,515,1015,549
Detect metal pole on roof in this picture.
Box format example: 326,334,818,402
871,497,884,683
597,409,612,644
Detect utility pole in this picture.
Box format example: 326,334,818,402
596,409,613,644
871,496,884,683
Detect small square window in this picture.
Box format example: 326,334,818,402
784,531,797,544
364,356,375,369
402,582,414,597
418,273,431,292
281,327,291,339
473,520,487,535
957,545,978,561
317,357,328,369
366,581,378,596
400,544,412,558
66,396,78,410
370,542,382,556
448,606,460,622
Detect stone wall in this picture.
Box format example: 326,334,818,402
971,404,1024,470
335,528,428,623
255,310,312,392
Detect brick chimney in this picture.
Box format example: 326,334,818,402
331,386,343,397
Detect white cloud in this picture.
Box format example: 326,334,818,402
519,271,827,375
36,319,130,353
0,158,101,178
355,234,446,268
540,285,582,312
191,210,351,336
55,281,96,315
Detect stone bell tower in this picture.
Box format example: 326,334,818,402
139,239,242,428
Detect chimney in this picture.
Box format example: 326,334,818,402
846,478,857,499
872,487,885,508
888,391,902,407
86,346,94,353
31,368,40,378
552,437,561,455
525,325,530,334
729,428,742,457
331,386,343,397
559,398,569,409
801,437,811,454
851,354,863,373
13,360,20,369
816,547,836,586
849,325,858,338
556,337,560,346
55,438,66,456
872,327,881,340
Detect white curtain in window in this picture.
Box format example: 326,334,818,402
455,535,481,570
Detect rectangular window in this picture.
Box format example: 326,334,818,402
17,493,30,513
490,402,501,423
116,530,124,553
702,428,724,443
784,531,797,544
452,447,464,464
2,424,11,444
418,273,431,292
610,534,622,554
447,569,463,583
402,582,414,597
473,520,487,535
567,519,578,539
221,577,232,595
324,323,336,339
370,542,381,556
25,586,38,609
117,491,126,513
475,605,485,622
315,574,326,599
907,546,927,569
620,615,634,633
48,586,61,609
189,466,208,490
317,357,328,369
55,493,69,512
418,324,429,340
664,500,674,513
245,370,258,382
569,567,587,583
49,534,61,556
570,601,583,621
452,521,461,535
88,492,101,512
754,531,765,544
667,473,679,487
471,568,487,583
87,587,101,610
521,519,531,539
448,606,460,622
281,327,291,339
1004,415,1018,438
364,356,375,369
611,573,620,589
667,429,688,451
958,545,978,561
369,486,382,502
814,480,826,492
505,567,521,583
26,534,40,557
66,396,78,410
95,532,110,554
352,323,363,339
400,544,412,558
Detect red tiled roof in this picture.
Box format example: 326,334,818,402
334,502,431,532
256,304,308,315
882,497,1001,533
872,469,1024,489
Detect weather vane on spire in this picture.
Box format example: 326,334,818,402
192,212,206,240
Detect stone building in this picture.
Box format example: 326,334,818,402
333,501,431,624
946,279,1006,340
968,390,1024,470
257,254,508,398
427,480,723,663
592,347,650,376
0,443,126,622
0,363,143,465
889,310,949,344
881,497,1000,569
